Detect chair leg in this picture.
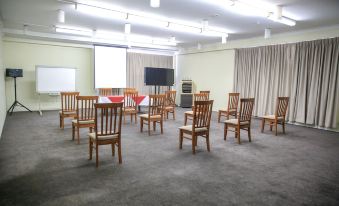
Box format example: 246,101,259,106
160,120,163,134
135,113,137,124
173,109,175,120
60,116,64,129
248,126,252,142
140,118,143,132
77,127,80,144
112,143,115,156
89,138,93,160
95,144,99,168
206,134,210,152
148,120,151,136
72,124,75,141
179,130,183,149
123,113,126,124
153,121,156,131
224,123,228,141
118,140,122,164
282,120,286,134
275,121,278,136
270,123,273,131
184,114,187,126
192,135,196,154
89,127,93,133
237,127,241,144
218,111,221,123
261,118,265,133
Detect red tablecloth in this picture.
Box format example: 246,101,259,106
107,95,147,105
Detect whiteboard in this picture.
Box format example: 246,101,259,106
36,66,76,93
94,46,127,88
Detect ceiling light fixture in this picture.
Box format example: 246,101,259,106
55,25,93,36
202,20,209,31
75,3,127,20
150,0,160,8
221,35,227,44
125,23,131,34
57,9,65,23
23,25,28,35
264,28,271,39
268,15,296,26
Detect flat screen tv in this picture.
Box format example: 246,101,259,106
144,67,174,86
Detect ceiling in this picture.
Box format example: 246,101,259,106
1,0,339,48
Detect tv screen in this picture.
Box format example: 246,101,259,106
144,67,174,86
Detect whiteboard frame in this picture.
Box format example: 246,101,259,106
35,65,77,94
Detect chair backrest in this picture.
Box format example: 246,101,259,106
192,100,214,131
165,90,176,107
275,97,289,118
148,94,166,117
124,88,136,93
60,92,79,113
76,96,99,121
238,98,255,122
199,91,210,99
228,93,240,111
94,102,123,139
99,88,113,96
194,93,209,101
123,91,138,110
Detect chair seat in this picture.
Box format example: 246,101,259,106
59,111,76,115
219,108,236,112
139,114,162,119
263,115,284,120
224,119,249,125
88,132,119,141
123,108,137,112
72,119,95,124
179,125,208,132
184,111,193,115
164,106,174,110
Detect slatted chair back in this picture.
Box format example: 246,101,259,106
94,103,123,140
238,98,255,123
194,93,209,101
193,100,214,131
99,88,113,96
76,96,98,122
165,90,176,107
61,92,79,114
228,93,240,111
124,88,137,93
275,97,289,118
123,91,138,110
199,91,210,99
148,94,166,117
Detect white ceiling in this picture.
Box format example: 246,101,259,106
1,0,339,48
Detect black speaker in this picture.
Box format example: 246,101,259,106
6,68,23,78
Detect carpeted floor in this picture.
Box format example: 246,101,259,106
0,108,338,206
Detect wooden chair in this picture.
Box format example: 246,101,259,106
218,93,240,123
88,102,123,167
123,91,138,124
59,92,79,129
200,90,210,99
261,97,289,136
99,88,113,96
223,98,255,144
184,93,209,125
163,90,176,120
139,94,165,136
179,100,214,154
72,96,98,144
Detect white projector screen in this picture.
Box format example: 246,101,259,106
36,66,76,93
95,46,127,88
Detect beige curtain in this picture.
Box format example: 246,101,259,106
234,37,339,128
127,52,173,95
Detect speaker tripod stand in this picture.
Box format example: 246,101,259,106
7,77,32,115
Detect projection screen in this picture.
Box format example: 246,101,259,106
94,46,127,88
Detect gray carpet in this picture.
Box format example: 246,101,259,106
0,108,338,206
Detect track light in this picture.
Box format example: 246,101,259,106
221,35,227,44
125,23,131,34
55,25,93,36
264,28,271,39
150,0,160,8
202,20,209,31
58,9,65,23
23,25,28,35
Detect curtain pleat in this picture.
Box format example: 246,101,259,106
234,37,339,129
126,52,173,95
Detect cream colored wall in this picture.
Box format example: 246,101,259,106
0,24,6,137
177,26,339,129
3,37,94,112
